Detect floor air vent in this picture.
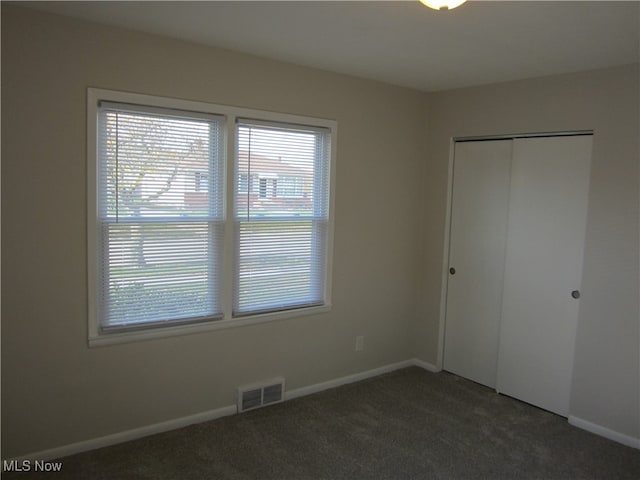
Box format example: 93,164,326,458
238,378,285,413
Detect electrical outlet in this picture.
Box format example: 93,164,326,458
355,335,364,352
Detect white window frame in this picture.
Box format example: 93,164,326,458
87,88,336,347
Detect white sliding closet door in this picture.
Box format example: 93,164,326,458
496,135,592,416
444,140,512,389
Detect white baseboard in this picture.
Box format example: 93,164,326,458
13,358,437,461
286,359,416,400
14,404,238,462
412,358,440,373
568,415,639,449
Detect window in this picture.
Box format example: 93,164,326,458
277,175,305,198
238,173,250,193
88,89,335,345
258,177,277,198
95,103,225,334
194,171,209,192
235,120,331,316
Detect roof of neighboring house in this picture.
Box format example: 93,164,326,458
237,150,311,177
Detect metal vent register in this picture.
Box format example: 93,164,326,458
237,378,285,413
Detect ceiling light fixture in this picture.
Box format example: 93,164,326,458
420,0,467,10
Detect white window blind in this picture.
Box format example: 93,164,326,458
234,119,331,316
96,102,225,332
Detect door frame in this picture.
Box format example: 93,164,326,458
436,130,593,371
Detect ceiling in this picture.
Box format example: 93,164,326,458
20,1,640,92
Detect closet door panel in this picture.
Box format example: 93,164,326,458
444,140,512,388
497,135,592,416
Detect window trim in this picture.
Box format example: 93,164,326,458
87,88,336,347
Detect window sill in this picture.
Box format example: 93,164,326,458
88,304,331,348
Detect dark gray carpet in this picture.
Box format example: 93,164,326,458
4,367,639,479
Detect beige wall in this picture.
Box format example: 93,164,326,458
419,65,640,440
1,6,427,457
3,4,639,459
